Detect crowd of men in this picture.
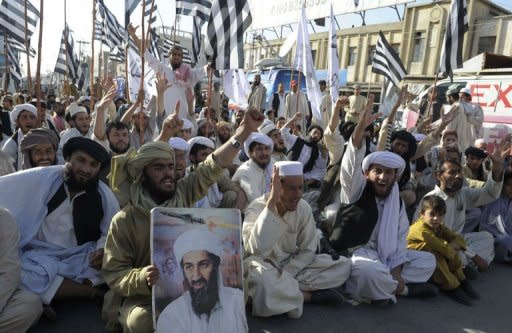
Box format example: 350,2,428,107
0,39,512,333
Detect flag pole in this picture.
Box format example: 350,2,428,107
423,72,439,124
124,44,130,103
144,0,156,46
90,0,96,111
139,0,146,98
64,0,68,97
24,0,32,94
35,0,43,108
3,29,9,92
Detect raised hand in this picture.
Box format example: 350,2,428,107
335,96,349,109
145,265,160,287
158,101,183,142
96,84,117,111
155,72,172,94
360,94,380,128
239,107,264,135
266,165,282,216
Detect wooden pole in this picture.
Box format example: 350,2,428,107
90,0,96,112
24,0,32,94
35,0,43,109
144,0,156,46
3,29,9,92
138,0,146,102
64,0,68,97
423,73,439,123
124,43,130,103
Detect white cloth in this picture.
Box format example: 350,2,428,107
317,91,332,129
233,159,273,204
0,166,120,302
57,127,92,164
445,102,483,151
1,128,23,169
243,197,351,317
243,132,273,157
156,287,247,333
188,136,215,150
248,84,267,111
173,228,223,264
9,104,37,125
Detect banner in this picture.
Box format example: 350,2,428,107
248,0,415,30
127,47,156,107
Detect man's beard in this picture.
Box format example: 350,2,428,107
171,61,181,70
109,141,130,155
444,178,463,193
218,133,231,144
64,166,99,192
185,267,219,316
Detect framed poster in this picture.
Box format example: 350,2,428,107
151,207,247,333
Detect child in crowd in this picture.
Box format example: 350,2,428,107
407,195,479,306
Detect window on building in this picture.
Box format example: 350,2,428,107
392,44,400,56
412,32,425,62
478,36,496,53
367,45,376,65
348,47,357,66
311,49,317,64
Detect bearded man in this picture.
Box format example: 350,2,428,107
19,128,59,169
156,228,246,333
0,137,119,310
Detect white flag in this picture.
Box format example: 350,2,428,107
127,48,156,107
328,0,339,104
293,4,322,121
223,69,250,110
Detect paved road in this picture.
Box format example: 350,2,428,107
29,263,512,333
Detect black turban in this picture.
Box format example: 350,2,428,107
465,146,487,159
63,137,110,167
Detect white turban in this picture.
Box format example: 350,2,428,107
275,161,303,176
362,151,405,177
169,137,189,152
173,228,223,265
258,119,276,136
10,103,37,124
67,103,87,118
182,118,193,130
188,136,215,150
244,132,274,157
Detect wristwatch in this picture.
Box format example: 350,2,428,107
230,137,242,149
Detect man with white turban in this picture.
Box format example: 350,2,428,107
57,103,92,163
1,103,38,169
339,96,437,304
102,108,263,332
258,120,287,162
243,161,352,319
156,228,247,333
233,132,274,204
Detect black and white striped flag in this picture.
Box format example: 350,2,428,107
372,31,407,87
176,0,212,64
439,0,468,80
204,0,251,70
54,25,84,90
6,42,21,86
161,39,192,65
7,37,36,57
0,0,39,44
125,0,140,28
143,0,157,25
97,0,127,51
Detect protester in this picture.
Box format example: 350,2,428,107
248,74,267,112
19,128,59,169
2,103,38,169
345,84,367,123
271,83,286,118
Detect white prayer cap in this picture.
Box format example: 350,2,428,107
275,161,303,177
474,138,486,146
362,151,406,176
188,136,215,150
67,103,88,118
173,228,223,265
10,103,37,124
169,137,189,152
182,118,193,130
460,87,471,96
244,132,273,157
258,119,276,136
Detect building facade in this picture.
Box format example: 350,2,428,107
244,0,511,87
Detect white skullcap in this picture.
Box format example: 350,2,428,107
169,137,189,152
460,87,471,96
244,132,274,157
362,151,406,177
275,161,303,176
258,119,276,136
67,103,88,118
474,138,486,146
78,96,90,104
10,103,37,124
188,136,215,150
173,228,223,265
182,118,193,130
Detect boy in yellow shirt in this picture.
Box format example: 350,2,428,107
407,195,479,306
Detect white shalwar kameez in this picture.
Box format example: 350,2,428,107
232,158,272,204
243,197,351,318
340,138,435,302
